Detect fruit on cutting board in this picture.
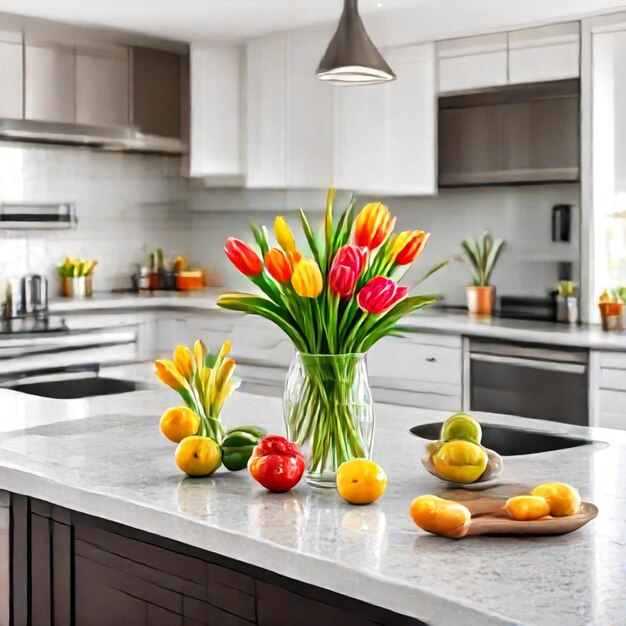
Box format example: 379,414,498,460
174,436,222,476
440,413,482,445
409,495,470,535
248,435,305,492
431,440,488,484
531,482,581,516
505,495,550,521
336,459,387,505
159,406,201,443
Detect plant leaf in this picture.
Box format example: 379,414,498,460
250,222,270,257
299,208,323,268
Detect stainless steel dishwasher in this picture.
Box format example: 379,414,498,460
469,339,589,426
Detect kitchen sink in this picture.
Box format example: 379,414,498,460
9,377,144,399
409,423,595,456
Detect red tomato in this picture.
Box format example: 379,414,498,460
248,435,305,492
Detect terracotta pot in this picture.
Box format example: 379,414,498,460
466,285,495,316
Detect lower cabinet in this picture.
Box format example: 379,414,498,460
591,351,626,429
5,493,422,626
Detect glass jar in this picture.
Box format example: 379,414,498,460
283,352,374,488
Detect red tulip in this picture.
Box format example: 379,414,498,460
357,276,408,314
329,245,367,298
225,237,263,276
265,248,292,283
393,230,430,265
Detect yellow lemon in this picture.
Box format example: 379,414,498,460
432,440,488,484
159,406,201,443
174,436,222,476
409,495,470,535
336,459,387,505
505,495,550,521
531,482,581,517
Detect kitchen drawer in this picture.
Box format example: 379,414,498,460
598,351,626,370
599,388,626,418
373,387,461,411
597,411,625,430
599,367,626,391
367,336,462,387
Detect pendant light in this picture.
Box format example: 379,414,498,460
317,0,395,85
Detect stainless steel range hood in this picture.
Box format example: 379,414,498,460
0,119,137,148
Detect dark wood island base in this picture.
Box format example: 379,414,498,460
1,492,424,626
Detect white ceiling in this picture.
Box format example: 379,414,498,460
0,0,624,44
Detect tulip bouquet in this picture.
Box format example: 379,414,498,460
154,340,237,441
218,189,442,486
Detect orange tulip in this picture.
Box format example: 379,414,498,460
265,248,292,283
224,237,263,276
291,259,323,298
391,230,430,265
354,202,395,249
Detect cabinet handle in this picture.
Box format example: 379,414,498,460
426,357,436,363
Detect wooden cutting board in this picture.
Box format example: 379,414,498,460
431,493,598,539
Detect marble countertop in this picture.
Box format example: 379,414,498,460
47,290,626,351
0,366,623,625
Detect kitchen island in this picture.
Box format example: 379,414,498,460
0,370,624,626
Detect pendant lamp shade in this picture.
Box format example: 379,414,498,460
316,0,395,85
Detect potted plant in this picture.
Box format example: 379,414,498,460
218,189,445,487
461,232,504,316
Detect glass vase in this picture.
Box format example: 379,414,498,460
283,352,374,488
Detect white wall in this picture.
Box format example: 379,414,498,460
188,184,581,306
0,142,191,293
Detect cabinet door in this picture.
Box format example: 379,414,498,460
0,31,23,118
132,47,182,138
25,44,75,122
76,44,129,127
437,33,508,93
246,34,287,188
385,44,436,195
190,44,242,178
509,23,580,84
286,28,333,189
333,81,386,192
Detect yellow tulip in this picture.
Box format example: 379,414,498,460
274,216,297,253
154,359,188,391
193,340,207,372
173,345,194,382
216,358,236,389
292,259,323,298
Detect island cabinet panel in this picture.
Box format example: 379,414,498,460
7,495,424,626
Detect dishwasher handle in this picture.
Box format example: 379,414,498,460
470,352,587,375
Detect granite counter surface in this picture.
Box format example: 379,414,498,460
47,290,626,351
0,374,623,625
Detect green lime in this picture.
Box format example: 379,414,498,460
440,413,482,445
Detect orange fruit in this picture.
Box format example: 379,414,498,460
336,459,387,505
531,482,581,516
409,495,470,535
505,495,550,521
174,436,222,476
159,407,200,443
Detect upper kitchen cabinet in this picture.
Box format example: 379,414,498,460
508,22,580,84
131,46,182,138
24,44,75,122
76,44,130,127
246,33,288,188
0,28,23,119
334,43,437,195
286,27,333,189
189,44,243,180
385,44,436,195
437,33,508,93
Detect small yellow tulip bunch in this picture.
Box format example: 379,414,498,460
154,340,238,442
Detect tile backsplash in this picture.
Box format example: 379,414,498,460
0,140,581,306
0,142,190,293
